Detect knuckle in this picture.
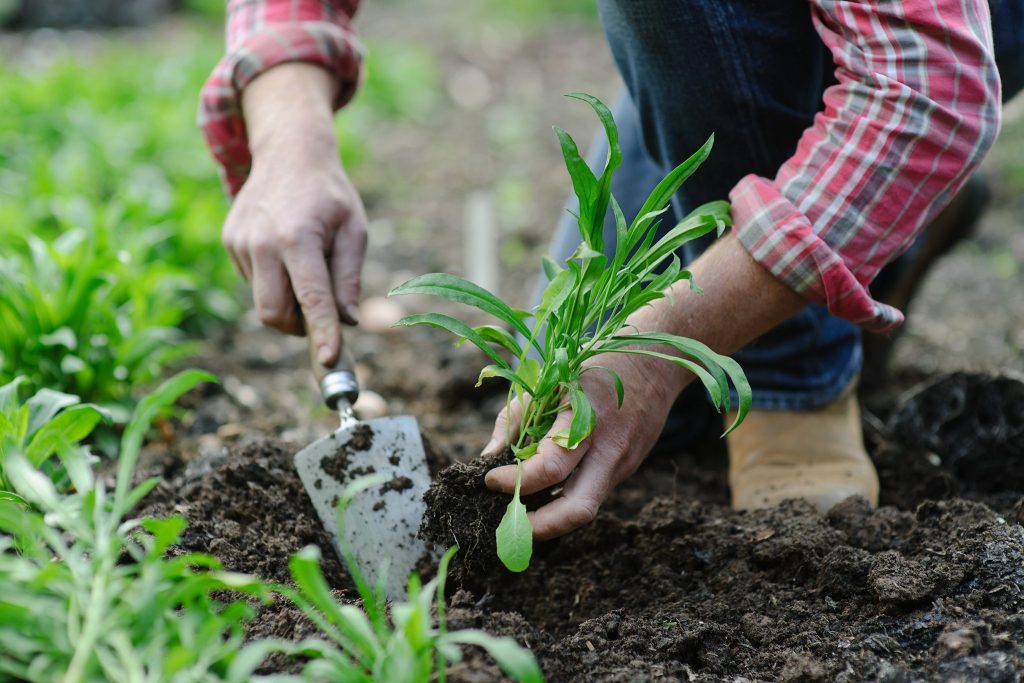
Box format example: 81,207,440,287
572,498,599,526
276,229,303,251
249,235,277,259
258,306,285,328
541,456,571,485
294,286,330,313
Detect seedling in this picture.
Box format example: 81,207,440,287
390,93,751,572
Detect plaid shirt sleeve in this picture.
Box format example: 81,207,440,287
730,0,1001,333
198,0,363,196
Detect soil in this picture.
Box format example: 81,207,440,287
87,2,1024,680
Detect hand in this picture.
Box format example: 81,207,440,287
482,235,808,540
221,63,367,365
483,350,683,541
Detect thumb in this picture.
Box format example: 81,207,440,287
482,398,524,458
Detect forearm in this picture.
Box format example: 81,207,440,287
242,63,340,165
625,235,806,398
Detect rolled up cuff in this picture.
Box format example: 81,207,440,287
730,174,904,334
198,21,363,196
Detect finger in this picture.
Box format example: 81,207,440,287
485,409,589,496
281,234,341,366
528,491,601,541
222,216,252,281
251,242,302,335
481,398,524,458
528,450,611,540
329,210,368,326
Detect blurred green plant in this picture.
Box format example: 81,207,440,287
0,370,287,682
281,476,544,683
0,28,238,416
0,375,107,497
0,21,441,417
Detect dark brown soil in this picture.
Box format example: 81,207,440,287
142,362,1024,681
138,440,348,587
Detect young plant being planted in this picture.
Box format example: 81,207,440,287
390,93,750,573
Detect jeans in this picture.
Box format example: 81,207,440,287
538,0,1024,445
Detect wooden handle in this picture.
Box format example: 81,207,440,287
310,338,359,410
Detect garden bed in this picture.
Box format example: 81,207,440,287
138,322,1024,682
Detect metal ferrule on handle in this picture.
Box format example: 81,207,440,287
311,340,360,411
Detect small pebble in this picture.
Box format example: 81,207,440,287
359,297,406,334
216,423,244,440
354,390,388,419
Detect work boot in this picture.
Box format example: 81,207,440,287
727,379,879,512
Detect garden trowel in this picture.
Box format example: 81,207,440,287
294,342,432,600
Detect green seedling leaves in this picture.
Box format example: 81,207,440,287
394,313,510,368
388,273,533,341
584,366,625,409
566,383,596,449
477,365,534,396
391,93,750,578
496,461,532,572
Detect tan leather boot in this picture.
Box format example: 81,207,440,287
727,378,879,512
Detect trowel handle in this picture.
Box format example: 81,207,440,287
310,338,360,411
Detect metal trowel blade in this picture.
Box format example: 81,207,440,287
294,414,432,600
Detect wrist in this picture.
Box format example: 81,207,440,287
242,63,340,163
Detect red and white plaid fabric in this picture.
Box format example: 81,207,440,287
730,0,1001,332
198,0,363,196
199,0,1002,332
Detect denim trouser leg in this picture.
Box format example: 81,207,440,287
538,0,1024,445
607,0,865,410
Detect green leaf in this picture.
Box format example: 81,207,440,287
568,242,603,261
55,444,95,494
25,388,80,437
39,326,76,349
517,358,541,390
114,369,216,515
513,442,538,460
568,92,621,164
442,630,544,683
476,365,534,396
474,325,524,358
4,452,59,510
394,313,509,369
541,256,563,282
388,273,532,340
553,126,598,230
288,545,381,667
601,348,724,407
142,516,187,555
226,640,292,683
496,462,532,572
0,377,27,417
633,134,714,224
536,268,576,325
584,366,624,409
25,404,105,467
566,383,596,449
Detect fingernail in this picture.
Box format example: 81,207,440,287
342,303,360,326
481,437,502,457
317,343,332,365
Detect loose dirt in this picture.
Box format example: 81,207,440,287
128,3,1024,679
